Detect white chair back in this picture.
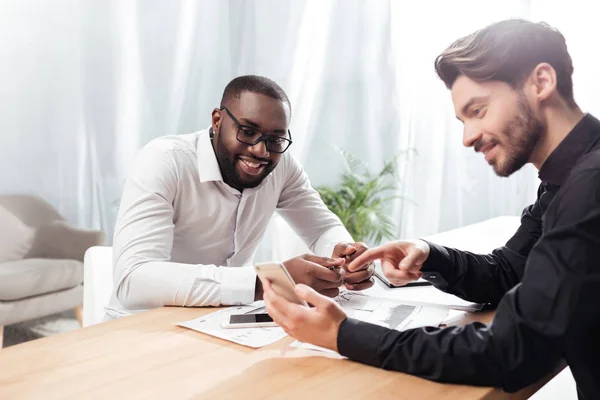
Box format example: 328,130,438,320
83,246,114,327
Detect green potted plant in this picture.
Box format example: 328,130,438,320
316,149,408,245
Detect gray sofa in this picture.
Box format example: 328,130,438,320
0,195,105,347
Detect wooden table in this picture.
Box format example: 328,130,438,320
0,306,560,399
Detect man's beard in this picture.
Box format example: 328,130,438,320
492,94,544,177
213,127,275,190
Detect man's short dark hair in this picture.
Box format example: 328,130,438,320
434,19,576,107
220,75,291,113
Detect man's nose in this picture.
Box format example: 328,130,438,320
463,123,482,148
248,139,269,158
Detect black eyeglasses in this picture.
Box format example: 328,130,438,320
220,106,293,154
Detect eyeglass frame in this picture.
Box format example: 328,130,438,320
219,106,293,154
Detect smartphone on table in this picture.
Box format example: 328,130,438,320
220,312,277,328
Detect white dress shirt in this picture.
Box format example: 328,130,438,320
105,128,353,318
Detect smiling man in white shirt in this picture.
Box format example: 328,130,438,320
105,75,374,318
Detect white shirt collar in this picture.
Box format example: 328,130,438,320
196,127,224,183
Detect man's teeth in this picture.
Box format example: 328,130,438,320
242,159,265,168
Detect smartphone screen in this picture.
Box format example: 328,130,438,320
229,313,274,324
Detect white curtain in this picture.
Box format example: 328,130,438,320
1,0,599,257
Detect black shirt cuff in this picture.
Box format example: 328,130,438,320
420,240,455,289
337,317,391,368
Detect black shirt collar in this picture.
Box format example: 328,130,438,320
538,113,600,186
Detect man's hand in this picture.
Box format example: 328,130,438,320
348,239,430,286
262,279,346,352
283,254,345,298
332,242,375,291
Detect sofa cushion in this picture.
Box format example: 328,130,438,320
0,285,82,326
0,205,34,263
24,220,102,261
0,258,83,301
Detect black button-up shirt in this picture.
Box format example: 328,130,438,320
337,114,600,399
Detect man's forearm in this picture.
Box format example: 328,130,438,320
115,260,258,309
421,241,523,305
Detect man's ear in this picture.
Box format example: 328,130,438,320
529,62,558,103
211,108,222,136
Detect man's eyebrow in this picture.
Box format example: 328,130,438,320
240,117,287,134
238,117,261,128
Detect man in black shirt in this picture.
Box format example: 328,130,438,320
261,19,600,399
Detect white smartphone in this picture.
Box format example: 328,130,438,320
254,262,309,307
221,312,278,329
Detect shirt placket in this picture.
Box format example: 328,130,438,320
224,188,243,267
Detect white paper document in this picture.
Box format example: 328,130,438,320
441,309,468,326
336,291,449,329
177,302,287,348
363,278,483,311
179,293,449,351
293,291,449,353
